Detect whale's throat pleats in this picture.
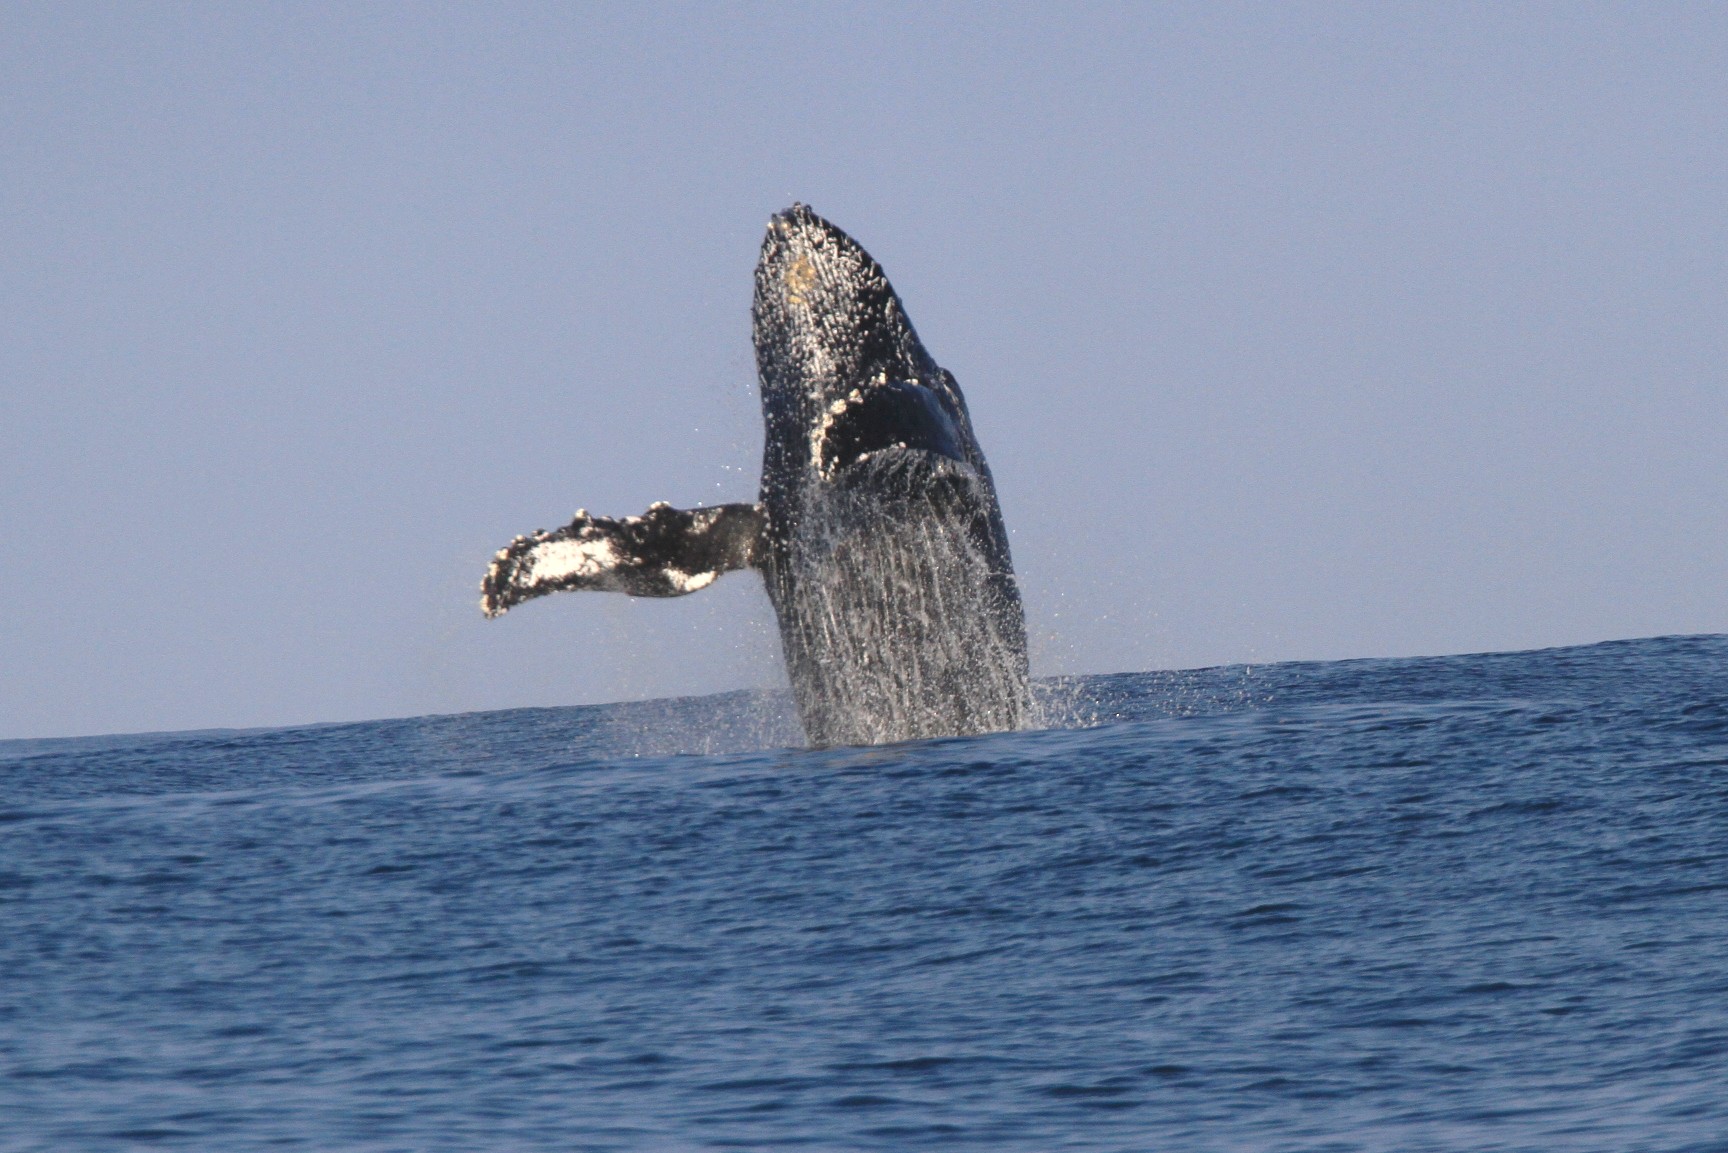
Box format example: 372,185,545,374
766,449,1030,748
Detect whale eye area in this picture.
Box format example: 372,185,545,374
815,380,964,479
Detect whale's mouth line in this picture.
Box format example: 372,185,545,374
811,377,966,482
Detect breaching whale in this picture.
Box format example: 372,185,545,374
481,205,1029,746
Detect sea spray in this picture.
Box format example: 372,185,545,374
775,451,1031,746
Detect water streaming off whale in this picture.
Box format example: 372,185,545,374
778,451,1030,746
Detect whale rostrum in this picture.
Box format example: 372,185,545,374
482,205,1030,747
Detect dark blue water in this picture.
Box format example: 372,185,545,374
5,635,1727,1151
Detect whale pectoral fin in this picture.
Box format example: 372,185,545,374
481,502,765,617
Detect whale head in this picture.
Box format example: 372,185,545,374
753,204,977,498
752,204,941,410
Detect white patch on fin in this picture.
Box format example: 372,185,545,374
661,568,718,594
525,535,620,584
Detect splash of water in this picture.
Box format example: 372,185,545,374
776,454,1031,746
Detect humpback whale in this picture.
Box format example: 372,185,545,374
482,205,1029,746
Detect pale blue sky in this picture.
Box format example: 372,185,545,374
4,3,1725,738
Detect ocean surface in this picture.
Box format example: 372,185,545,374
4,634,1727,1151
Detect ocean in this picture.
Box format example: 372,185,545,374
3,634,1726,1151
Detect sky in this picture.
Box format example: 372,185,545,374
3,2,1725,739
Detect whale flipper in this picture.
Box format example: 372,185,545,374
481,502,765,617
